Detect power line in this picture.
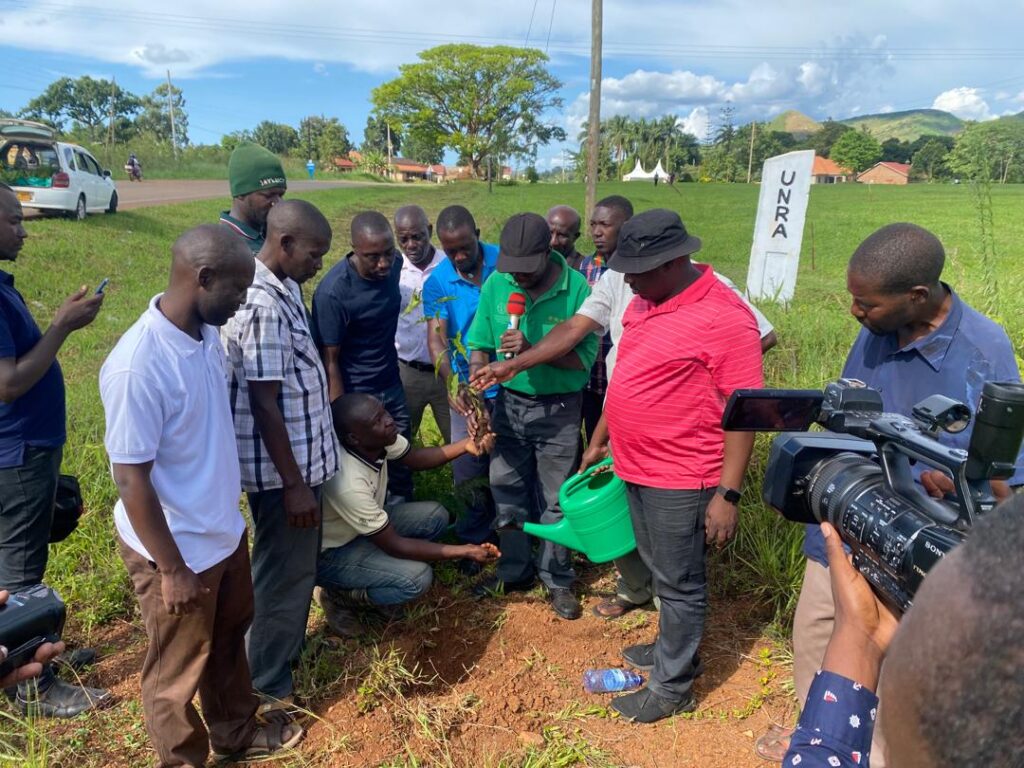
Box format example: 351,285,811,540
524,0,540,47
6,1,1024,61
545,0,557,54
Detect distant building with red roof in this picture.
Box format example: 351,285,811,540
857,161,912,185
811,155,853,184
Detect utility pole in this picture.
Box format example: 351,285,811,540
386,122,394,176
107,77,116,166
488,155,493,194
166,70,178,160
746,120,756,184
585,0,603,220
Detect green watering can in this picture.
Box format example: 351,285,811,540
521,458,636,562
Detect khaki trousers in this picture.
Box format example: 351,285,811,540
793,558,888,767
120,535,259,768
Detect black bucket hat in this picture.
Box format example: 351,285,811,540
607,209,702,274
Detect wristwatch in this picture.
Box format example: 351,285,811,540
716,486,742,505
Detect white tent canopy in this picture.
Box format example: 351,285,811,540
622,158,669,182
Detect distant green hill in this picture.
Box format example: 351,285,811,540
768,110,821,137
839,109,964,142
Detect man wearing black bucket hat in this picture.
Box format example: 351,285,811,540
465,213,597,619
593,209,763,722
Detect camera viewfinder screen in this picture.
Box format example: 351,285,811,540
722,390,824,431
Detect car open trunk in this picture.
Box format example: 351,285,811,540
1,119,61,191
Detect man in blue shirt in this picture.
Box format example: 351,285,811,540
786,499,1024,767
760,222,1023,763
0,183,111,717
423,206,500,551
312,211,411,501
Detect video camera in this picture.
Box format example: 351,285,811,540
723,379,1024,613
0,585,65,678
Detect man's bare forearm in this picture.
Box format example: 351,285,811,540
506,314,599,375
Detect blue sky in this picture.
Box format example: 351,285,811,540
2,0,1024,168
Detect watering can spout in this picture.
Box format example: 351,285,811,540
522,518,585,552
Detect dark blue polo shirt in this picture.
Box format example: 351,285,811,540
311,253,403,394
0,270,66,468
804,287,1024,566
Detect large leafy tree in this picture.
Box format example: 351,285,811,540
297,116,351,163
135,83,189,146
948,119,1024,183
372,44,565,177
362,114,401,156
830,129,882,173
810,119,854,158
911,139,950,181
21,76,141,141
252,121,300,155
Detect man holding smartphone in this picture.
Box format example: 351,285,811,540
0,183,111,717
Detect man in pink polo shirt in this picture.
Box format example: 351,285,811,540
585,209,763,723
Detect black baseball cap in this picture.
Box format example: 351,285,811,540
607,209,702,274
497,212,551,274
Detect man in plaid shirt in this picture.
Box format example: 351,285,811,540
221,199,339,715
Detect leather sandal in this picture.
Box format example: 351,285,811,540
212,720,304,763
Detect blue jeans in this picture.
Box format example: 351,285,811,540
626,484,713,702
316,502,447,606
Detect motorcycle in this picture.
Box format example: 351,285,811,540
124,162,143,182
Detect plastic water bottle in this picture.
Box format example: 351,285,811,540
582,668,644,693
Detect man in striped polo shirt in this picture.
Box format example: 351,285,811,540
592,209,763,722
221,200,339,717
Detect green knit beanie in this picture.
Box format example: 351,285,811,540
228,142,287,198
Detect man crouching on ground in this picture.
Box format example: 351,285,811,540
100,225,302,767
316,393,499,635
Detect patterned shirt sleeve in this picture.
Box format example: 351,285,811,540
785,670,879,767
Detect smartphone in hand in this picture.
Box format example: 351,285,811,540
95,278,110,296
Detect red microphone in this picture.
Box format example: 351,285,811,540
504,293,527,360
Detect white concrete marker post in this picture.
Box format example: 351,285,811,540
746,149,815,305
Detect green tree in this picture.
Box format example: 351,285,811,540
911,139,950,181
830,129,882,173
372,44,565,177
810,119,854,158
401,126,444,164
221,130,253,152
251,121,300,155
297,115,351,163
362,114,401,156
525,165,540,183
357,149,390,176
948,120,1024,182
881,137,912,163
21,76,141,142
135,83,188,146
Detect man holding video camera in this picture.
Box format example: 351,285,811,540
786,496,1024,767
758,222,1023,763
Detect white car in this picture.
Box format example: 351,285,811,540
1,119,118,219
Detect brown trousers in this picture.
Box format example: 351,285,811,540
793,559,888,767
120,535,259,768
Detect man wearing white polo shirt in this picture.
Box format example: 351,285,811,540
101,225,302,768
394,205,450,443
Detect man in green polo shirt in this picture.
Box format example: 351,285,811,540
467,213,597,620
219,142,287,254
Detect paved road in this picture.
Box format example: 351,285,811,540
115,179,380,210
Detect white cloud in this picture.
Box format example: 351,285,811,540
677,107,710,140
313,62,329,77
932,87,993,120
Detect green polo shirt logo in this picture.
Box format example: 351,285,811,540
466,252,598,396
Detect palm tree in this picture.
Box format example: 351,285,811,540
605,115,632,179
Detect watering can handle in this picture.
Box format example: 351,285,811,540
562,457,614,496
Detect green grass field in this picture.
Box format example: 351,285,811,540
5,179,1023,765
18,180,1024,627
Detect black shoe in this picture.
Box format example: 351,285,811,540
471,574,535,599
610,687,696,723
16,678,113,718
56,647,97,672
548,588,581,620
623,644,704,677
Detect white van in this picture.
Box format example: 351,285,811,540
1,119,118,219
